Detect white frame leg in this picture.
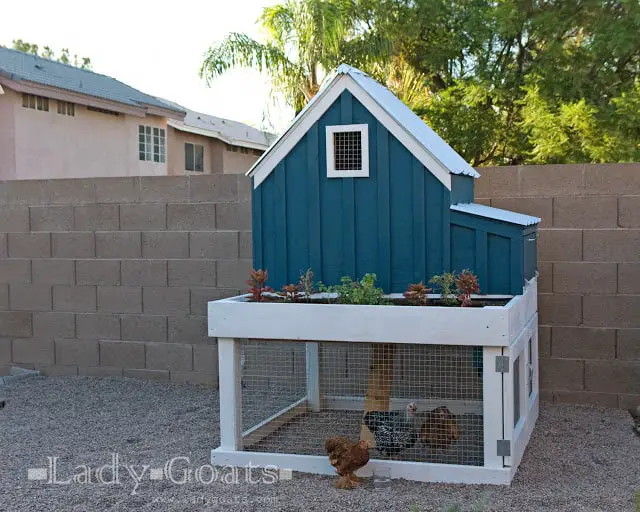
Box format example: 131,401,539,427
306,342,320,412
218,337,242,451
483,346,504,469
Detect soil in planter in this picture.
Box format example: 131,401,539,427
247,296,510,307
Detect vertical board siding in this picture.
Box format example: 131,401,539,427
252,182,263,269
487,234,511,294
412,160,426,283
341,92,357,280
450,224,476,276
425,172,444,279
450,175,475,204
286,138,309,284
307,125,322,278
475,230,488,292
376,123,392,291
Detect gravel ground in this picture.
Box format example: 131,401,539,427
0,376,638,512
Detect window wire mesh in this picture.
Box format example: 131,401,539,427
240,340,484,467
333,131,362,171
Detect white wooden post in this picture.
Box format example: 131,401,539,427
483,346,504,469
306,342,321,412
218,337,242,451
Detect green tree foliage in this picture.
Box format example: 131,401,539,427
10,39,92,69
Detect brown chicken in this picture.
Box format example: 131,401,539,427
324,437,372,489
419,406,460,450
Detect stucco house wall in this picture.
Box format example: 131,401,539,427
222,145,263,174
0,86,17,180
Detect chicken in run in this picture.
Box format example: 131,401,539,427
324,437,373,489
629,405,640,438
363,402,419,459
419,406,461,451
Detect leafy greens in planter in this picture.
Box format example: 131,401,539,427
319,273,389,305
403,282,432,306
456,270,480,307
428,272,459,306
246,269,274,302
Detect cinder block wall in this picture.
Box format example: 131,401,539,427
0,175,252,386
475,163,640,409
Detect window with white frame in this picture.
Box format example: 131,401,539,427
139,125,165,163
185,142,204,172
326,124,369,178
57,100,75,116
22,93,49,112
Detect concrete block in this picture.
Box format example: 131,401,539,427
585,360,640,393
142,232,188,259
97,286,142,314
123,368,169,382
76,313,120,339
539,326,551,358
121,314,167,342
167,203,216,231
30,206,74,231
618,196,640,228
583,295,640,328
537,229,582,262
32,259,75,285
100,340,145,368
490,197,552,227
0,260,31,284
121,260,167,286
617,329,640,361
552,262,617,294
2,179,50,205
0,206,29,231
79,366,123,377
539,358,584,391
39,365,78,376
473,166,520,198
239,231,252,259
120,203,166,231
145,342,193,371
96,231,141,259
0,284,6,310
188,174,238,203
553,391,618,408
47,179,97,205
142,287,190,315
618,394,640,409
583,229,640,262
52,232,95,258
12,338,53,364
551,326,615,359
33,312,75,338
519,164,584,197
537,262,552,293
618,264,640,294
215,260,253,290
216,202,251,230
0,338,11,363
237,175,252,203
538,293,582,326
193,343,218,375
190,288,241,315
539,391,554,402
168,260,216,287
0,233,6,258
74,204,120,231
55,339,99,366
190,231,239,259
168,316,207,344
53,286,96,313
94,177,139,204
76,260,121,286
170,371,217,386
0,312,32,337
584,163,640,195
8,233,50,258
139,176,189,203
553,196,617,228
10,284,52,311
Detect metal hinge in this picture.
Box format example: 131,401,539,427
497,440,511,457
495,356,510,373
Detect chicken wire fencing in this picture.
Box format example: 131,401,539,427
239,341,485,467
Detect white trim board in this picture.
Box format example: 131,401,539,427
248,73,453,190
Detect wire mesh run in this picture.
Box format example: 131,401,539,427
240,341,484,467
333,131,362,171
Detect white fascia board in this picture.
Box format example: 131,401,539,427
248,75,452,190
167,120,270,151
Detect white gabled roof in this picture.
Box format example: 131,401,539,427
451,203,541,227
247,64,480,190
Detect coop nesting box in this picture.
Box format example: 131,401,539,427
208,65,541,485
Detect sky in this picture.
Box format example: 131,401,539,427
2,0,292,133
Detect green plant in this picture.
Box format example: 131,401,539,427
298,268,315,302
246,269,274,302
323,273,389,305
429,272,459,306
456,269,480,307
403,282,432,306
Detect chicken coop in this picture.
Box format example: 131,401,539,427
208,65,541,485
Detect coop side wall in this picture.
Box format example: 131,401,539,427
252,90,452,293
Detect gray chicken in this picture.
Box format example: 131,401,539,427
362,402,419,458
629,406,640,438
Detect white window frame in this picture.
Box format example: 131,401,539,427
138,125,165,163
325,124,369,178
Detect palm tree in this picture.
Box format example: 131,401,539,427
200,0,389,114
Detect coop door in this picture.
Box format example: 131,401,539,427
502,316,538,468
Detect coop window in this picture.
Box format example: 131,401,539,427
326,124,369,178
